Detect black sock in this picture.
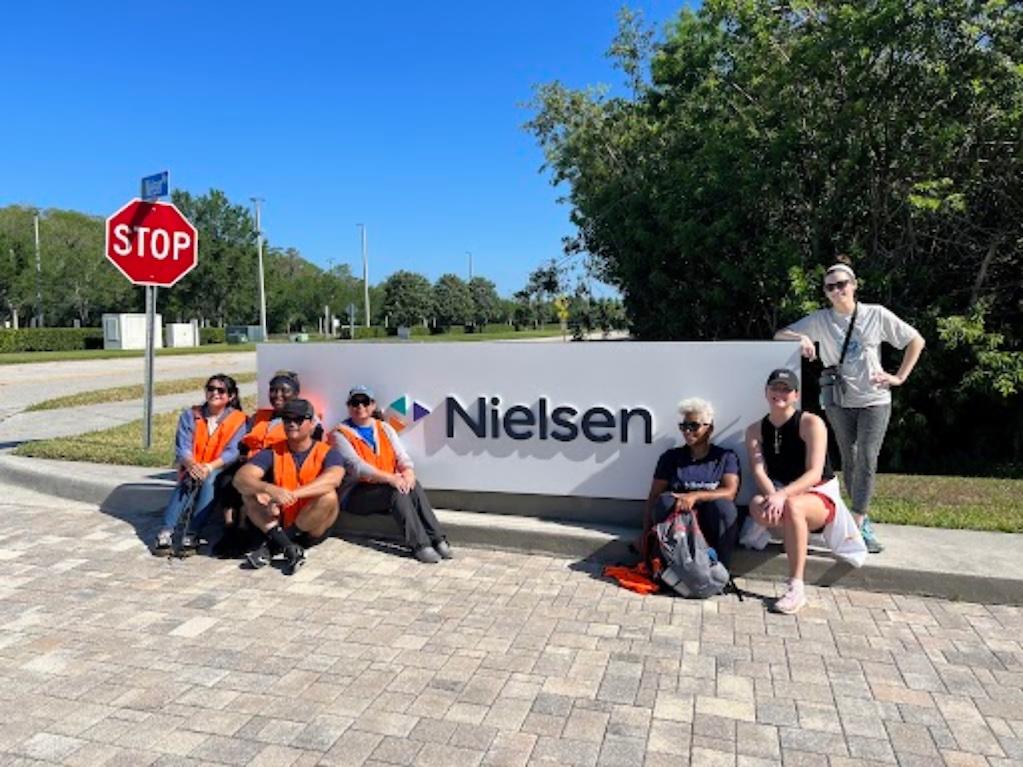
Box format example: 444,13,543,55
266,525,291,552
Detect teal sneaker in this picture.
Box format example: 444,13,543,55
860,516,884,554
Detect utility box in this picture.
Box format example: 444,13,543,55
227,324,265,344
165,321,199,348
102,313,163,350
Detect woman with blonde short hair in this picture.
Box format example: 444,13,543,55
644,396,740,567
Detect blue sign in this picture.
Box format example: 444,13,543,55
140,171,169,201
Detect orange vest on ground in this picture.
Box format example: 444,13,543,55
335,420,398,479
241,409,287,453
271,440,332,526
192,408,247,464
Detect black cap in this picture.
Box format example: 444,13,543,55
766,368,799,390
280,398,314,420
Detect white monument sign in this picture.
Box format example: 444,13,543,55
259,342,800,505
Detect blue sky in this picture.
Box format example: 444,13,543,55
0,1,687,297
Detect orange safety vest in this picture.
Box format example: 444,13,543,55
241,409,287,453
335,420,399,479
271,440,332,527
192,407,247,464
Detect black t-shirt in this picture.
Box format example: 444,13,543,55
653,444,740,493
249,444,343,484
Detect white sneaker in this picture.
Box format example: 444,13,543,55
773,583,807,615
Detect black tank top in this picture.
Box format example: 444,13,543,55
761,410,834,485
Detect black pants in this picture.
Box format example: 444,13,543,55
345,481,445,551
653,493,739,568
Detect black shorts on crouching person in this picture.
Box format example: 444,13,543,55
651,492,739,568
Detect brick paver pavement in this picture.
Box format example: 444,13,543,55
1,483,1022,767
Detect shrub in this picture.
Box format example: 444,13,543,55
0,328,103,353
199,327,226,345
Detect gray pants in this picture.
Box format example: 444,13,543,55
825,403,891,516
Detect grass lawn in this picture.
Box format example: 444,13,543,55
12,412,1021,532
867,473,1021,533
27,372,258,411
15,394,258,467
0,343,256,365
354,328,569,342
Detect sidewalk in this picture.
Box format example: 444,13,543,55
2,453,1021,605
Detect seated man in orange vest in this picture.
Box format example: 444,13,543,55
233,398,344,574
333,385,452,564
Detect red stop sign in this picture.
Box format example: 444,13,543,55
105,199,199,287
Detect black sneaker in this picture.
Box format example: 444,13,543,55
177,533,199,558
245,541,272,569
152,529,173,557
282,543,305,576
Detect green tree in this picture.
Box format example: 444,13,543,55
381,270,433,329
468,276,501,327
529,0,1023,473
432,273,473,329
169,189,258,326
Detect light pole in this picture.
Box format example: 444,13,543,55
251,197,267,341
466,251,473,282
357,223,369,327
33,212,43,327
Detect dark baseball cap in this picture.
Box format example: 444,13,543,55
280,398,315,420
766,368,799,390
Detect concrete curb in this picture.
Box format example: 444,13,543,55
2,454,1021,605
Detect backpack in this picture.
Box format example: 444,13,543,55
648,509,730,599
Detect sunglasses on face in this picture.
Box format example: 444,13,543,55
282,415,311,426
824,279,850,292
348,397,372,408
678,421,709,433
205,385,228,394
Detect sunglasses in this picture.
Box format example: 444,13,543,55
678,421,709,433
205,385,228,394
348,397,372,407
281,415,311,426
824,279,850,292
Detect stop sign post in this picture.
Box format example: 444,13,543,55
105,198,199,448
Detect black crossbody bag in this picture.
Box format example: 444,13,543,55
818,304,857,409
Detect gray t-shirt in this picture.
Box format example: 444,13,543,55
785,303,919,408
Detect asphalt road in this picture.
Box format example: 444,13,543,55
0,351,256,447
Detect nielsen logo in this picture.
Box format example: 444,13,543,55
445,396,653,444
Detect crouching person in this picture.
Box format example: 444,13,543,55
233,398,343,575
333,385,452,564
154,374,248,557
644,397,740,567
745,369,836,615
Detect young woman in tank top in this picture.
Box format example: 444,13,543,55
745,368,837,614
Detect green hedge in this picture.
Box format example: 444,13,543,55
0,328,103,353
353,326,387,339
199,327,226,345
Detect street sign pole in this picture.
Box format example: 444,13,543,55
108,172,196,450
143,285,157,448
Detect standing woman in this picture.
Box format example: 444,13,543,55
774,262,925,552
154,374,248,556
333,385,452,564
